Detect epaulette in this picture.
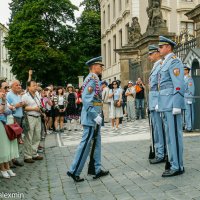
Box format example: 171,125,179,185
91,75,97,80
172,55,177,59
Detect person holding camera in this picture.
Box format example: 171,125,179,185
108,80,123,131
21,80,43,163
135,78,146,119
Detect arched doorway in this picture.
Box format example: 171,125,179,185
192,59,200,130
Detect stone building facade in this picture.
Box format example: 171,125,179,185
0,23,14,82
100,0,200,84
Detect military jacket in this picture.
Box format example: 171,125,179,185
158,53,185,112
81,73,102,127
184,75,195,103
148,59,161,111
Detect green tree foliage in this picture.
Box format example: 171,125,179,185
5,0,77,85
5,0,101,86
72,0,101,78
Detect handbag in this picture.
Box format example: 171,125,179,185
114,100,122,107
4,122,23,141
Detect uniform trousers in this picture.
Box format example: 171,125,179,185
24,116,41,159
184,103,194,131
150,111,164,159
69,125,101,176
163,112,184,171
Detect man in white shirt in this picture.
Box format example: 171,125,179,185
22,80,43,163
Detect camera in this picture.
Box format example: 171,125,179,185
40,106,47,113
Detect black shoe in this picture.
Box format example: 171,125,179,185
162,169,183,177
93,170,109,179
149,157,165,164
67,171,84,182
184,129,193,133
13,160,24,167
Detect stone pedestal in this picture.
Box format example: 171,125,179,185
115,32,175,87
186,4,200,48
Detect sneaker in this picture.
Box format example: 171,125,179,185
60,129,64,133
115,128,118,131
1,171,10,179
7,169,16,177
37,149,44,153
112,127,115,130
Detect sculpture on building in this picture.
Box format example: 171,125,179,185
146,0,167,33
128,17,142,44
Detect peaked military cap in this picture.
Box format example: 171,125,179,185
86,56,104,67
148,45,159,54
101,80,108,86
158,36,176,47
184,65,191,70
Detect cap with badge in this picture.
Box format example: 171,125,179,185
158,36,177,47
184,65,191,71
148,45,159,54
85,56,104,67
100,80,108,86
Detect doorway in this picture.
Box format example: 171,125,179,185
192,58,200,130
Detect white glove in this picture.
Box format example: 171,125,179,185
172,108,181,115
155,104,159,112
94,115,102,125
187,101,192,104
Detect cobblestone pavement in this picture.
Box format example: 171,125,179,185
1,119,200,200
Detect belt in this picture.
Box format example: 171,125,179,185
93,102,103,106
27,114,41,118
150,86,158,91
159,84,174,91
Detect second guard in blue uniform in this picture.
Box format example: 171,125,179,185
67,56,109,182
184,66,195,132
148,45,165,164
157,36,185,177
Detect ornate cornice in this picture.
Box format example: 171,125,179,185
185,4,200,22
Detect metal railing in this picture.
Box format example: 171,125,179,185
174,38,197,61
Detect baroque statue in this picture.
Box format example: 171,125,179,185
146,0,167,32
128,17,142,44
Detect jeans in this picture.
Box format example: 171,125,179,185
135,98,145,119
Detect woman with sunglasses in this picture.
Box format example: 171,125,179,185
108,81,123,131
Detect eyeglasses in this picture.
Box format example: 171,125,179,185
4,86,9,90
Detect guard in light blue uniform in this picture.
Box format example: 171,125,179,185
158,36,185,177
184,66,195,132
67,56,109,182
148,45,165,164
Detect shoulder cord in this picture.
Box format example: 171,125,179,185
82,76,100,95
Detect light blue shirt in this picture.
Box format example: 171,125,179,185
109,88,121,101
7,91,23,118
